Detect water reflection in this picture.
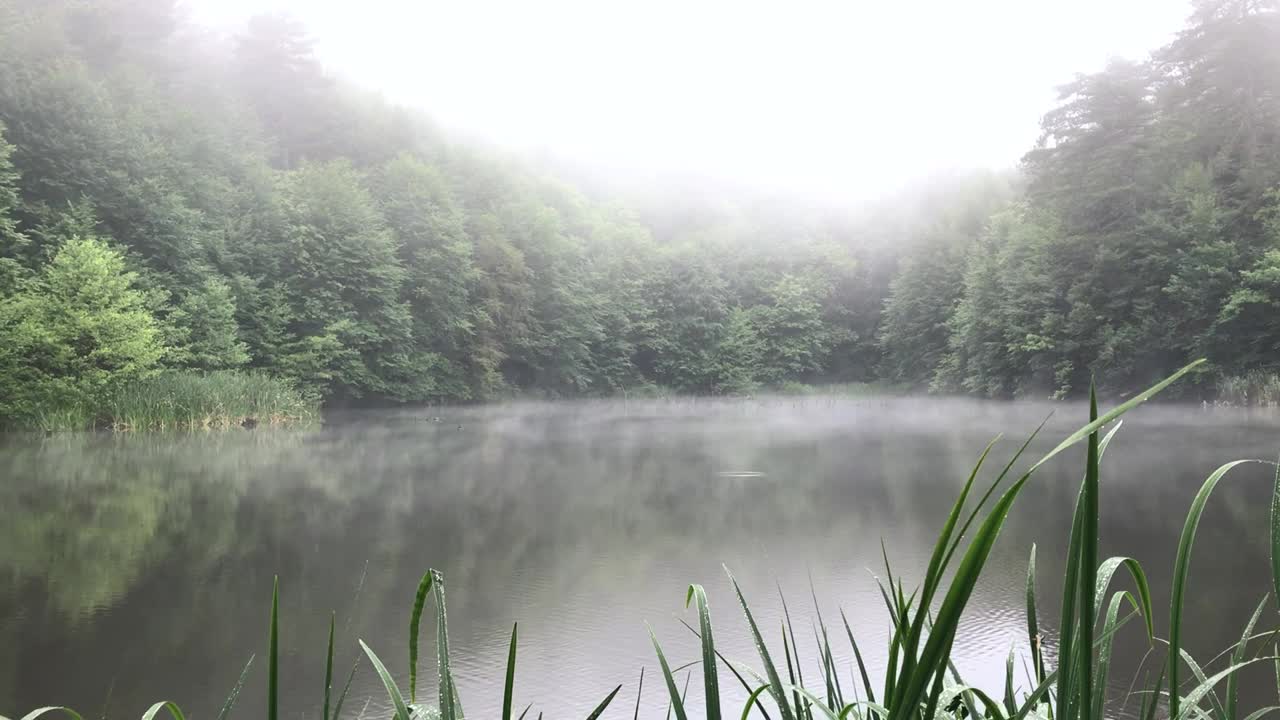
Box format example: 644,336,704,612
1,398,1277,718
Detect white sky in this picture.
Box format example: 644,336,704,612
185,0,1193,200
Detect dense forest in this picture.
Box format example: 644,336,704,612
0,0,1278,427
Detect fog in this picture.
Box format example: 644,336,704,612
186,0,1189,200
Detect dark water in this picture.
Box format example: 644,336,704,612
2,397,1278,719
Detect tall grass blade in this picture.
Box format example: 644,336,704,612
11,709,85,720
687,584,722,720
741,686,772,720
1227,596,1270,720
1025,546,1045,689
634,668,645,720
1176,659,1276,720
678,619,774,720
585,685,623,720
779,586,811,720
1169,460,1258,720
1094,557,1155,642
839,610,875,705
324,612,336,720
1078,383,1101,720
504,623,518,720
726,567,797,720
1029,360,1203,475
1180,650,1229,720
1272,461,1280,611
429,570,461,720
1091,592,1131,720
648,622,690,720
358,640,411,720
888,470,1032,720
408,571,434,703
140,702,186,720
1005,648,1017,717
331,656,361,720
268,576,279,720
215,655,254,720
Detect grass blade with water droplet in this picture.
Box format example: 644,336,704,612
687,584,722,720
408,571,434,703
1169,460,1258,719
216,654,254,720
1228,595,1270,720
648,622,689,720
726,567,796,720
358,639,411,720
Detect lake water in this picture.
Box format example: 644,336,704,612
2,396,1278,719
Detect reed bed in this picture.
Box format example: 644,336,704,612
8,360,1280,720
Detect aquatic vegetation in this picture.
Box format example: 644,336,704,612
6,361,1280,720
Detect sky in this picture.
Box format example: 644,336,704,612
185,0,1193,201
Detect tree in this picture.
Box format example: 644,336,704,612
0,235,165,425
165,278,250,370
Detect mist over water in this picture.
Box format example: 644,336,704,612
3,397,1276,717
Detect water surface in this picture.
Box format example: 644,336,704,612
2,396,1278,718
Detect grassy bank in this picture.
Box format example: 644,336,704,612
21,371,319,432
8,361,1280,720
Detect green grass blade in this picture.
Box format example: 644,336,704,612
1094,557,1155,642
504,623,518,720
1091,592,1131,720
1025,545,1045,689
585,685,623,720
839,609,876,705
634,667,645,720
741,686,772,720
1271,460,1280,614
269,576,279,720
1169,460,1258,720
782,623,804,720
1176,658,1277,720
726,567,797,720
1228,595,1269,720
15,709,85,720
216,654,255,720
779,585,812,720
648,622,690,720
1079,383,1101,720
429,570,461,720
519,703,532,720
140,702,186,720
1181,649,1229,720
331,655,362,720
888,470,1032,720
1029,359,1203,476
358,639,412,720
687,584,722,720
1005,647,1017,717
678,619,774,720
408,571,434,703
324,612,336,720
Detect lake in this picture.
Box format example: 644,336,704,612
2,396,1278,718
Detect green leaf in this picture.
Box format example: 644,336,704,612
359,639,412,720
687,584,722,720
216,654,255,720
585,685,623,720
648,623,689,720
726,567,796,720
409,571,434,703
504,623,518,720
1169,460,1259,720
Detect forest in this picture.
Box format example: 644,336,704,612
0,0,1278,428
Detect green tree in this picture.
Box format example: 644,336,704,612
165,278,251,370
0,235,165,426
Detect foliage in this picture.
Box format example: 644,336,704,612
0,235,165,428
